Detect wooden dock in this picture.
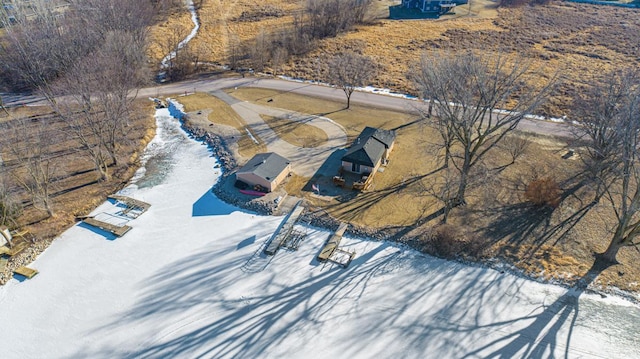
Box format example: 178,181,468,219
14,266,38,279
264,201,305,256
83,217,132,237
107,195,151,216
317,222,348,262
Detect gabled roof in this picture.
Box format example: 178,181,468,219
341,127,396,167
237,152,291,181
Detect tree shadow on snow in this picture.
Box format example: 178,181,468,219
70,232,636,359
459,257,619,358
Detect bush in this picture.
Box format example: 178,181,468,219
421,224,489,259
525,177,561,208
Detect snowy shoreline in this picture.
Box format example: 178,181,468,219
166,97,640,305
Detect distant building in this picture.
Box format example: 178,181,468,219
341,127,396,175
390,0,468,19
236,153,292,192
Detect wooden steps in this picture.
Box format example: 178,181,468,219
5,241,28,257
83,218,132,237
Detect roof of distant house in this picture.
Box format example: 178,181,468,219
341,127,396,167
237,152,291,181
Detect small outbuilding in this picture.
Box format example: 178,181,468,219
236,152,292,192
341,127,396,175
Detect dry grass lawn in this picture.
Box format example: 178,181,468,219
226,87,413,139
259,114,328,148
175,92,266,158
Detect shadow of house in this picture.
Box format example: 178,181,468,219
339,127,396,190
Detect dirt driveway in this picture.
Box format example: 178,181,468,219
211,90,347,177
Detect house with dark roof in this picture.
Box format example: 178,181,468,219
236,152,292,192
390,0,468,19
341,127,396,175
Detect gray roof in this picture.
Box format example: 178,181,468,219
341,127,396,167
237,152,291,181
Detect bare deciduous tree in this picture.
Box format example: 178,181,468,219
228,33,243,71
0,173,22,228
54,30,148,181
411,52,556,217
501,135,530,166
250,28,270,72
327,51,377,109
9,118,59,217
271,47,289,76
306,0,371,38
573,68,640,263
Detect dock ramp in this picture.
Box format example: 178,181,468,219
264,201,305,256
317,223,355,268
83,217,132,237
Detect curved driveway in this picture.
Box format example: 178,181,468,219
212,90,347,177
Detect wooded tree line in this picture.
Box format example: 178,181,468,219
226,0,372,75
411,51,640,263
158,0,373,82
0,0,171,225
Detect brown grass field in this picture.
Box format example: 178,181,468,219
150,0,640,117
260,114,328,148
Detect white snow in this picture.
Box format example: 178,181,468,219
160,0,200,69
0,107,639,359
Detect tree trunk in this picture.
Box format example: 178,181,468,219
600,222,626,263
443,146,450,169
600,239,622,264
454,158,471,206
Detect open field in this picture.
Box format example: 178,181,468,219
224,87,640,293
169,0,640,117
259,114,328,148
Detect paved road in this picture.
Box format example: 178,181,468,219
3,75,575,139
141,76,575,140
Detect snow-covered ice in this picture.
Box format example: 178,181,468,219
0,107,639,358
